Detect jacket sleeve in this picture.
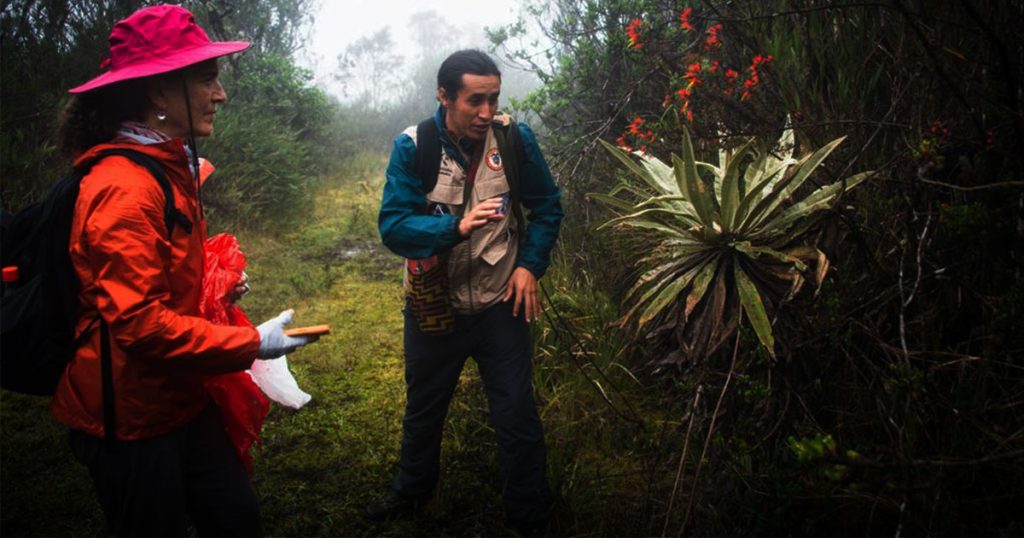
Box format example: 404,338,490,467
82,166,259,374
378,132,463,259
515,122,564,279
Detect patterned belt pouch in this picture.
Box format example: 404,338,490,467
405,255,455,335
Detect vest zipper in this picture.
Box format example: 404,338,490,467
467,234,475,313
462,147,479,314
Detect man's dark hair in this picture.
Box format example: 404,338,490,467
437,49,501,99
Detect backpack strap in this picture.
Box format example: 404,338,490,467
99,319,117,443
96,149,193,238
492,120,528,242
413,118,442,198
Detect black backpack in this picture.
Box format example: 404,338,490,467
1,149,191,397
413,116,527,238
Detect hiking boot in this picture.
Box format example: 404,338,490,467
363,490,428,522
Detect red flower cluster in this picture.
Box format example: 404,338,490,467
677,62,705,122
924,120,952,151
684,62,703,85
615,14,776,142
929,120,950,141
618,116,655,152
704,23,722,50
741,54,772,100
677,87,694,122
679,7,694,31
629,116,655,141
722,68,740,96
626,19,643,49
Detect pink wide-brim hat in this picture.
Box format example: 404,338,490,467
69,4,250,94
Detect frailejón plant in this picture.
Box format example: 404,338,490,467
594,126,870,362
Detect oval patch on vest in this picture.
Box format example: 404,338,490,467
485,147,503,172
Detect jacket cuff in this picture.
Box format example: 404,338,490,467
445,216,467,245
516,261,544,280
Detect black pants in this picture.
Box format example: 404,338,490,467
68,402,262,537
393,299,552,524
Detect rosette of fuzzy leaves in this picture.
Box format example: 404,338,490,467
593,126,870,363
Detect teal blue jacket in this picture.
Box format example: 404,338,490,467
379,107,563,278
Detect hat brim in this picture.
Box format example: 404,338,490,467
69,41,250,94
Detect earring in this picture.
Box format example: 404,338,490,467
157,112,167,122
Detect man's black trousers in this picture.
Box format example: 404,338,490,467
393,299,552,524
68,401,262,537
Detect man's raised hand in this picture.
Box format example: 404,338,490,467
457,197,504,238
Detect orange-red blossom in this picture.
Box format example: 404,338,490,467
626,19,643,49
679,7,694,31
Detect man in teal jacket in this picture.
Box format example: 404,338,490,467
371,49,563,534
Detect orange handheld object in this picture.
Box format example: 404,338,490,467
284,325,330,337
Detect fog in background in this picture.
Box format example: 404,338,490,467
301,0,545,118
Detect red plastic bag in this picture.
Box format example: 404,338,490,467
200,233,269,475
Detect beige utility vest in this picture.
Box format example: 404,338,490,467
404,120,519,314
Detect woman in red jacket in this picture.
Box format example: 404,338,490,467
51,5,315,536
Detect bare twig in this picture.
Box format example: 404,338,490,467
903,212,932,308
703,2,909,22
917,177,1024,191
662,385,703,537
679,326,742,536
834,76,914,204
897,240,910,363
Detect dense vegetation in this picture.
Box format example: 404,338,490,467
491,0,1024,534
2,0,1022,536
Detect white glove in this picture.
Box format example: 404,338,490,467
256,309,316,359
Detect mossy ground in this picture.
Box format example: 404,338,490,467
1,153,667,536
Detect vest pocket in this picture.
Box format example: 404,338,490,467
426,183,462,206
480,227,511,266
426,157,465,206
474,175,509,201
473,175,512,265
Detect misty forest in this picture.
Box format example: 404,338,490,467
2,0,1023,536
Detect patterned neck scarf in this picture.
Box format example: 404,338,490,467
117,121,197,178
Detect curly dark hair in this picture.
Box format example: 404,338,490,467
57,79,149,155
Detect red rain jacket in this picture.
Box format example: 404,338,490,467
51,138,260,440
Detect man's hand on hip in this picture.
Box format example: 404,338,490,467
458,197,504,237
503,266,541,322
